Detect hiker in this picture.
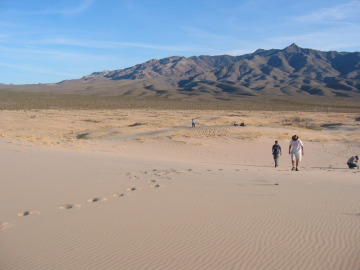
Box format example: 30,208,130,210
272,140,282,167
240,122,246,126
192,119,195,128
288,135,304,171
347,155,359,169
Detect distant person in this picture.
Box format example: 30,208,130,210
347,155,359,169
192,119,195,128
289,135,304,171
272,140,282,167
240,122,246,126
234,122,238,126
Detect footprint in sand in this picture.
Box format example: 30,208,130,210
59,204,81,210
125,173,140,180
112,193,124,197
87,197,107,203
127,187,136,191
149,180,157,183
17,210,40,217
151,184,160,188
0,222,12,231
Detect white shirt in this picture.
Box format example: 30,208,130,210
289,139,303,153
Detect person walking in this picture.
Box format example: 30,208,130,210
347,155,359,169
192,119,195,128
272,140,282,167
289,135,304,171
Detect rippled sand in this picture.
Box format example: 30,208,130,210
0,109,359,270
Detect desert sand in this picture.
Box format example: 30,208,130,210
0,109,359,270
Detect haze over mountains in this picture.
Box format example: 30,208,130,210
2,44,360,99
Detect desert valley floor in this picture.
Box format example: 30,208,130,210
0,107,359,270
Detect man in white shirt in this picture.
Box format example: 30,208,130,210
289,135,304,171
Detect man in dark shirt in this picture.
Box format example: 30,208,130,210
347,155,359,169
272,140,282,167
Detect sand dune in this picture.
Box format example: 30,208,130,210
0,109,359,269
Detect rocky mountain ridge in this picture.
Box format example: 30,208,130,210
2,44,360,99
69,43,360,98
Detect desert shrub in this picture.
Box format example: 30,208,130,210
282,117,322,130
76,133,89,139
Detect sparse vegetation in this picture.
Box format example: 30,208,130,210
0,90,359,112
76,133,90,139
83,119,102,123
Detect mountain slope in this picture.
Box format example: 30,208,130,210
3,44,360,99
70,43,359,98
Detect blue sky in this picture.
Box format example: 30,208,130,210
1,0,360,84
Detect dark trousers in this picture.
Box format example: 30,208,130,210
347,162,358,169
273,155,279,167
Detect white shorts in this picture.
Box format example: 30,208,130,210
291,152,302,162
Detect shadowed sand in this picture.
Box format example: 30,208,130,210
0,109,360,270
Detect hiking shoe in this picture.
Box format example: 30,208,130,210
291,167,295,171
296,168,299,171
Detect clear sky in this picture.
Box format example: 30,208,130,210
1,0,360,85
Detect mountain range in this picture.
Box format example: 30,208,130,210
2,44,360,99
